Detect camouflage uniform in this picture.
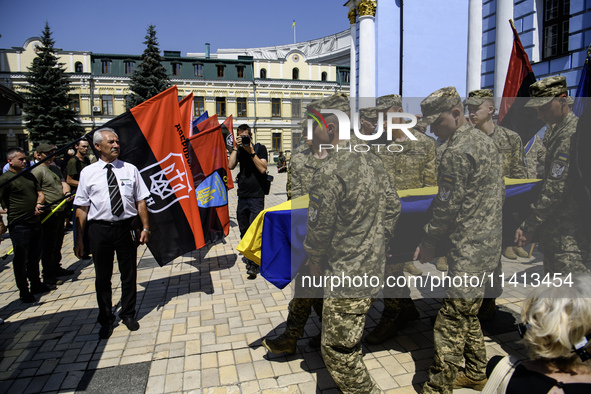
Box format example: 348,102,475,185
304,131,400,393
418,87,504,394
522,76,590,274
370,96,437,336
524,134,544,179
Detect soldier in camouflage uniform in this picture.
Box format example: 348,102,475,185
303,94,401,393
362,95,438,345
414,87,504,393
524,133,545,179
263,94,344,355
515,76,591,274
467,89,528,262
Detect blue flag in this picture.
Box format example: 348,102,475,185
574,53,591,117
192,111,209,129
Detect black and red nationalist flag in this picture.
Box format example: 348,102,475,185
96,85,205,265
179,93,194,140
193,115,219,135
187,118,234,244
498,19,545,144
220,115,235,154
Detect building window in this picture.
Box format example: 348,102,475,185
124,61,134,74
75,61,83,73
14,103,22,116
543,0,570,59
321,72,327,81
237,65,245,78
292,131,302,149
101,95,113,115
194,96,205,116
339,70,350,83
237,98,247,117
272,98,281,117
18,134,28,152
216,97,226,116
291,99,301,117
272,132,282,151
292,68,299,80
217,65,225,78
101,60,111,74
260,68,267,79
194,64,203,77
69,94,80,113
172,63,181,76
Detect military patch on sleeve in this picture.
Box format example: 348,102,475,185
549,152,568,179
437,174,454,202
308,192,322,228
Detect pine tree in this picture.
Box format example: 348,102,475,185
126,25,171,110
23,23,83,146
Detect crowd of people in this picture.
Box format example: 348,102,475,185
1,74,590,393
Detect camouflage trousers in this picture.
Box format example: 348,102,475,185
539,226,591,275
381,262,412,322
322,298,381,394
422,283,486,394
283,297,324,340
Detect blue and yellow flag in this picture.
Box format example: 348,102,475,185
238,179,543,289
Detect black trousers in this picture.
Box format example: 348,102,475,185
41,209,65,282
9,223,43,293
87,220,137,326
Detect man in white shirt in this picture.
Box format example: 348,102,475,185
74,127,150,339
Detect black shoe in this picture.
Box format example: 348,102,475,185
56,267,75,276
19,291,36,303
99,323,114,339
121,317,140,331
44,279,64,287
30,283,51,294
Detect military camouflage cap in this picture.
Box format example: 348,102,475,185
375,94,402,112
359,106,377,120
306,93,350,113
418,86,461,127
525,75,568,108
466,89,494,106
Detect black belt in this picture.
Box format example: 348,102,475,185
88,218,133,227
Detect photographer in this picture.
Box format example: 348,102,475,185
228,124,268,279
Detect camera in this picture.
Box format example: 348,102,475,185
241,135,251,146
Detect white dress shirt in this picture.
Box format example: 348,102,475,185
74,158,150,221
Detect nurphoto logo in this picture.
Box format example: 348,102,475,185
305,108,418,153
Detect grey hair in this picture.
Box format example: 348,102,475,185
6,147,25,160
93,127,118,145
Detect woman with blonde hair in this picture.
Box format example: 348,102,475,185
484,274,591,393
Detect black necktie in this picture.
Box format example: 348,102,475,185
106,163,124,217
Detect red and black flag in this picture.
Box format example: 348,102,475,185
96,86,205,265
192,115,218,135
188,118,233,244
220,115,235,154
498,19,544,144
179,93,194,140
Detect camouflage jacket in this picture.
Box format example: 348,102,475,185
288,145,328,200
303,136,401,298
375,128,437,190
524,134,544,179
490,124,526,179
523,112,579,233
422,123,504,273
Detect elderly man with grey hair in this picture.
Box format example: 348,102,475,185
74,127,151,339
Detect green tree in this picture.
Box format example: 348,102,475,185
126,25,171,110
23,23,82,146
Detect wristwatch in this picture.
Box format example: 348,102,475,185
250,153,256,157
142,229,151,235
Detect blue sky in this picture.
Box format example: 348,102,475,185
0,0,468,97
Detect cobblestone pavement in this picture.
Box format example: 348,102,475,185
0,167,544,393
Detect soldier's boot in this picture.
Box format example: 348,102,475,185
502,246,518,260
262,334,297,355
453,371,487,391
308,333,321,348
513,246,530,258
246,262,259,280
397,299,420,329
435,256,448,272
403,262,423,276
477,298,497,321
365,317,397,345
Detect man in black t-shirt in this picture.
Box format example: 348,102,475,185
228,124,268,279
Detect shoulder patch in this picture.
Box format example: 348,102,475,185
308,192,322,227
550,152,568,179
437,173,455,203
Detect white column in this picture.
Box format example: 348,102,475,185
494,0,514,97
466,0,483,94
359,14,376,99
350,19,357,113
